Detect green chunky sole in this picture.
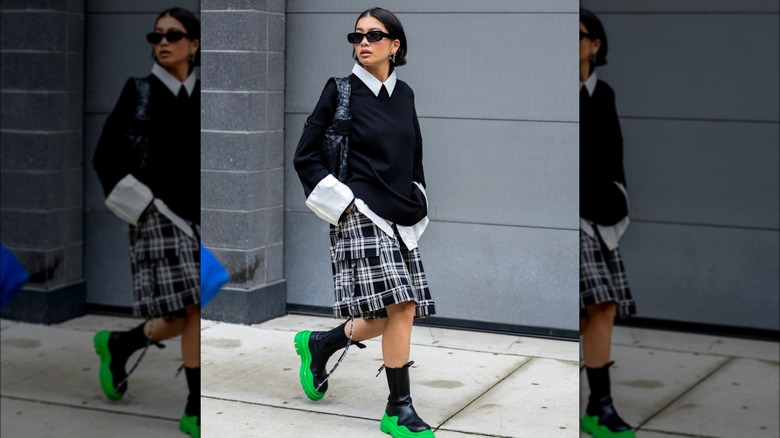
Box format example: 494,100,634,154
581,414,636,438
93,330,124,401
293,330,325,401
380,414,435,438
180,413,200,438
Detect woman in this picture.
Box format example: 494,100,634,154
579,8,637,438
292,7,436,438
92,7,201,438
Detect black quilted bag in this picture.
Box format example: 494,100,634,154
321,77,352,182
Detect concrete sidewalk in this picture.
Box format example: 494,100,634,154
201,315,580,438
583,325,779,438
1,315,187,437
1,314,778,437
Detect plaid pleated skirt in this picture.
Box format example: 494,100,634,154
580,228,636,319
329,210,436,320
129,209,200,319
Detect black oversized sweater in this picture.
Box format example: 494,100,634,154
580,79,628,225
93,74,201,225
293,74,427,226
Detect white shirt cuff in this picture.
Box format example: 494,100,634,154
397,217,428,251
105,174,153,226
305,174,354,225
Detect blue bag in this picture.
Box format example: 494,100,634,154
1,243,30,308
200,244,230,308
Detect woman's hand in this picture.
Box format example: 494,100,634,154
339,200,355,222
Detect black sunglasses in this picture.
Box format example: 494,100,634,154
146,31,190,44
580,31,591,41
347,31,394,44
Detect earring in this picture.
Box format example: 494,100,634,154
390,52,396,64
189,54,195,63
590,53,596,64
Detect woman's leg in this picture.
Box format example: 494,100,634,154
381,301,416,367
379,301,433,436
144,316,186,342
580,302,634,437
180,304,200,367
581,302,616,368
345,317,387,342
179,304,201,436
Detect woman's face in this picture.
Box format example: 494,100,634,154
353,15,400,70
152,15,199,72
579,22,601,69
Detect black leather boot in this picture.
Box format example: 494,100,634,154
294,322,364,400
380,361,435,437
581,362,635,438
93,322,151,400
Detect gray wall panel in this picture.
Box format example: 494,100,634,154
622,119,779,228
83,114,106,211
583,1,779,331
287,0,578,14
596,14,779,122
422,222,578,330
284,212,334,309
85,1,199,13
286,12,578,122
84,212,133,307
582,0,778,13
621,222,779,330
421,118,577,229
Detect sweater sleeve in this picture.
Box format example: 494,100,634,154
93,78,154,225
411,94,426,189
293,79,354,224
93,78,142,197
410,89,429,211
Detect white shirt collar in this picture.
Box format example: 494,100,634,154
352,63,396,97
151,63,197,96
581,71,597,97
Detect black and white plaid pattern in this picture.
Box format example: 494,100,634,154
129,209,200,319
329,210,436,320
580,228,636,319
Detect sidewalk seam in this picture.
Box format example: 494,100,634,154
433,356,534,434
634,356,733,432
0,394,179,423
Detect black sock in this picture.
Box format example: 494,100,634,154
184,366,200,422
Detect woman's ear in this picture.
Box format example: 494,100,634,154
190,38,200,56
591,38,601,56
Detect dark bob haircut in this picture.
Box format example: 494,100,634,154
580,8,608,67
353,7,408,67
151,7,201,68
